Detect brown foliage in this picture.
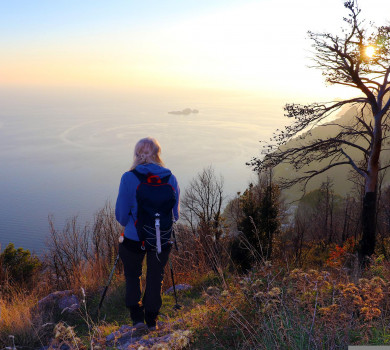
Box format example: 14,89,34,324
45,202,123,291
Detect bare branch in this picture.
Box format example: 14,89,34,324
340,148,367,177
379,163,390,171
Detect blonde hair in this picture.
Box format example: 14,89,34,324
130,137,165,170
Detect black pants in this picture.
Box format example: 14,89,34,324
119,238,171,325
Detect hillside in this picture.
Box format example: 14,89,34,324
272,105,390,200
2,256,390,349
1,170,390,349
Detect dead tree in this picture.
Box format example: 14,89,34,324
181,166,225,270
182,166,225,238
249,1,390,266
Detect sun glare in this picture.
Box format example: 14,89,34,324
365,45,376,58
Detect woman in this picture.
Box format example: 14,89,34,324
115,137,180,330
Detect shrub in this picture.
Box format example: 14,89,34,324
0,243,42,289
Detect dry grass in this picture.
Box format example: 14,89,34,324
0,289,48,348
2,198,390,349
2,246,390,349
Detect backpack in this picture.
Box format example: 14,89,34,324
131,169,177,253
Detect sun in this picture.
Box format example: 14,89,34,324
365,45,376,58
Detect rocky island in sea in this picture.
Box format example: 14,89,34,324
168,108,199,115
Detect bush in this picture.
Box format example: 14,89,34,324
0,243,42,289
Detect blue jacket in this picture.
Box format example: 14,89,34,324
115,163,180,241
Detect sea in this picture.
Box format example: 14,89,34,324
0,88,285,255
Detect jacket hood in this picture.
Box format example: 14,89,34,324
135,163,172,178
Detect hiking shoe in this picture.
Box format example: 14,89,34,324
148,325,158,331
129,305,145,324
145,311,159,329
131,322,148,334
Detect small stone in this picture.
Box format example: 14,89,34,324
106,330,120,342
118,325,133,333
165,284,192,294
206,286,220,296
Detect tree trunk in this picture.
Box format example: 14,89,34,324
358,111,382,266
358,191,377,265
341,198,349,243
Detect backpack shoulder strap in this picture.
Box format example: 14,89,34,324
130,169,146,183
159,174,171,184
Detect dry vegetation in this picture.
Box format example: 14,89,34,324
1,169,390,349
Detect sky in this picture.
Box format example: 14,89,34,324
1,0,390,253
1,0,390,103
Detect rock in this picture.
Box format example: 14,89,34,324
39,341,71,350
118,325,133,333
106,330,121,343
106,327,192,349
113,330,143,345
106,324,149,346
59,296,80,314
168,108,199,115
206,286,220,296
37,290,80,315
165,284,192,294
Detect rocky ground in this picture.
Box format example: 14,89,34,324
35,284,195,350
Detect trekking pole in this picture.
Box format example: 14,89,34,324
169,257,182,310
169,218,181,310
98,233,124,313
98,253,120,313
